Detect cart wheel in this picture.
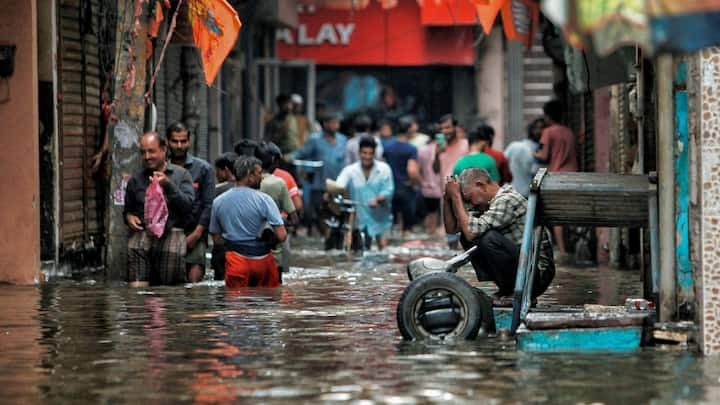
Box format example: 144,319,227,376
397,272,484,341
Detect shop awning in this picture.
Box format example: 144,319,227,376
541,0,720,56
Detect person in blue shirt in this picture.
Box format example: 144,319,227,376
504,118,544,197
377,119,395,149
336,136,395,250
382,116,420,237
209,156,287,288
293,112,347,237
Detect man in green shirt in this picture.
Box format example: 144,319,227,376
452,126,501,182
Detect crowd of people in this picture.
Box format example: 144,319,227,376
122,96,577,301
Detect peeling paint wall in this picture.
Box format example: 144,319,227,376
687,53,703,315
674,61,694,316
690,47,720,355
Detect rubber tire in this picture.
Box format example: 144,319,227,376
397,272,483,341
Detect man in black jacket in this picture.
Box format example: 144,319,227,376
124,131,194,287
167,122,216,283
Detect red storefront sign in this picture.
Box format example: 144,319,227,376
420,0,478,26
276,0,475,66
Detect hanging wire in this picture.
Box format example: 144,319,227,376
145,0,185,103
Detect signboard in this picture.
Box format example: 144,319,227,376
277,0,474,66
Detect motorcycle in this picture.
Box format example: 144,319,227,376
324,195,367,252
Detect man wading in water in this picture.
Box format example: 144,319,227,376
124,132,195,287
209,156,287,287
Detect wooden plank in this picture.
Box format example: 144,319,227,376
652,321,695,344
524,312,651,330
653,330,689,343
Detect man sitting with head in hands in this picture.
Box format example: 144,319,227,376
443,167,555,301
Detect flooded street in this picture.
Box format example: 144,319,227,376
2,236,720,404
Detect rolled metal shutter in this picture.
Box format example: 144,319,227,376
57,0,103,250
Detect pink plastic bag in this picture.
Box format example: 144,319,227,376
144,177,168,238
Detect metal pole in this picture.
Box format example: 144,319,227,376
511,191,537,334
648,189,660,306
511,168,547,334
636,51,647,295
307,62,316,129
656,54,676,321
636,50,645,174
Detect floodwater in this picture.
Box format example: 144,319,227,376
2,235,719,404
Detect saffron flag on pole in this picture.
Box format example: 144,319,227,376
188,0,242,86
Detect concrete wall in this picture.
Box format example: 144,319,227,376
476,27,505,148
0,0,40,284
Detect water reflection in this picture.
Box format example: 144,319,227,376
0,286,45,403
0,235,717,403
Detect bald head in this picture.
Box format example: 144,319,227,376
141,131,167,148
140,131,168,171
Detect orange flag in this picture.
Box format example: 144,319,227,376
188,0,242,86
474,0,504,34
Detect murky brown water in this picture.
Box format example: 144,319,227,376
1,235,718,403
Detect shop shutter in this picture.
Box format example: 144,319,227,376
57,0,103,249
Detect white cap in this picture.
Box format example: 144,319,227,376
291,94,303,104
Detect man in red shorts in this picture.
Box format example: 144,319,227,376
209,156,287,287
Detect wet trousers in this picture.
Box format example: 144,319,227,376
462,230,519,296
211,244,226,281
224,251,280,288
127,228,187,285
392,186,418,231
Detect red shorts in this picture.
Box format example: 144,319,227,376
224,251,280,288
